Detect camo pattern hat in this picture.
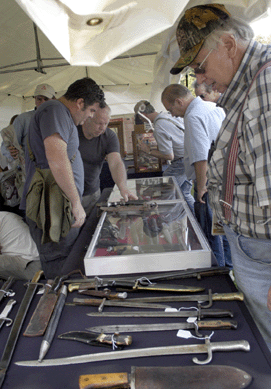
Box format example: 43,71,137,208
170,3,231,75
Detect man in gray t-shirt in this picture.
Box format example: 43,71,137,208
21,78,105,278
78,104,137,216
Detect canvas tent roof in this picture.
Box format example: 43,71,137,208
0,0,270,128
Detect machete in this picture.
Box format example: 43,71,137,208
15,337,250,367
0,270,43,388
24,276,62,337
86,319,238,337
79,365,252,389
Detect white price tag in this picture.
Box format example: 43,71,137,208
177,330,193,339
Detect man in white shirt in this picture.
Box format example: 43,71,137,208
0,212,41,280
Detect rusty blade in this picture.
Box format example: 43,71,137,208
23,276,61,337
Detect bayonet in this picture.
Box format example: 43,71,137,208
110,280,205,293
0,270,43,388
69,298,171,310
0,300,16,329
87,319,238,337
63,266,230,285
0,277,15,303
87,307,234,319
127,289,244,308
77,289,127,299
15,337,250,367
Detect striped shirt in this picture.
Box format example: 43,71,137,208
208,40,271,239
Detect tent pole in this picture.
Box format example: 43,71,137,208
33,23,46,74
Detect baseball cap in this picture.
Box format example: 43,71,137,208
34,84,56,99
170,4,231,75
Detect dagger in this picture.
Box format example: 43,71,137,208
15,338,250,367
86,319,238,337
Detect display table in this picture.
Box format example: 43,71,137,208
0,271,271,389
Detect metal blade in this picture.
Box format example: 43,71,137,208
86,308,234,318
15,339,250,367
0,270,43,387
86,319,238,334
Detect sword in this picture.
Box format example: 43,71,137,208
126,289,244,308
86,319,238,337
0,270,43,388
86,307,234,319
15,337,250,367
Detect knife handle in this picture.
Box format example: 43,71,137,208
79,372,129,389
212,292,244,301
197,320,238,330
68,283,96,293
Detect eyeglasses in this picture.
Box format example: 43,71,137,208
193,48,213,75
199,94,206,100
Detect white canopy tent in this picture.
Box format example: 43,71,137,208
0,0,270,129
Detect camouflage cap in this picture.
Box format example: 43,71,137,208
170,4,231,75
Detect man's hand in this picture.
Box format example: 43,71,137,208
71,200,86,228
8,146,19,159
197,186,208,203
267,286,271,311
119,188,138,202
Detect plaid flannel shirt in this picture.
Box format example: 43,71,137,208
208,40,271,239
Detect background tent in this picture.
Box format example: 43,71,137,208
0,0,271,130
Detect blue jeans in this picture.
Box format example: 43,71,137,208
194,189,232,268
163,159,195,214
224,224,271,352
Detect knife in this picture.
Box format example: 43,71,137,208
78,365,252,389
23,276,62,337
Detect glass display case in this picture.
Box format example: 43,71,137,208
84,177,212,276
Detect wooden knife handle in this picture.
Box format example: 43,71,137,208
79,372,129,389
198,319,238,330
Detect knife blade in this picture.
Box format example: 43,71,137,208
0,299,16,329
86,319,238,336
79,365,252,389
23,276,61,337
111,280,205,293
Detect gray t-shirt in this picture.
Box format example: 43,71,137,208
78,126,120,195
183,97,225,180
21,100,84,210
153,112,185,159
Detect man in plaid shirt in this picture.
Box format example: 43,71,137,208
170,3,271,351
